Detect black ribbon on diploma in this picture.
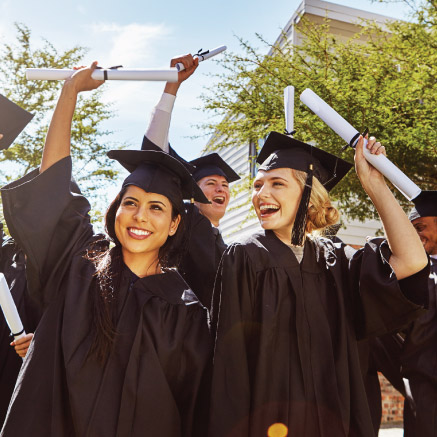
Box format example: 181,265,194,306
342,127,368,151
9,328,24,339
95,65,123,81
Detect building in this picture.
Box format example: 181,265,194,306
214,0,393,246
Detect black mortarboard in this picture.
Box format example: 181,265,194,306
408,190,437,221
0,94,34,150
107,150,210,211
256,131,353,245
189,153,240,183
141,136,195,173
257,132,352,191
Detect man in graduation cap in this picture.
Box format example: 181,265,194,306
140,53,240,309
399,190,437,436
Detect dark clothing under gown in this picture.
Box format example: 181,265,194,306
209,230,429,437
402,256,437,437
0,157,212,437
0,229,42,426
177,205,227,310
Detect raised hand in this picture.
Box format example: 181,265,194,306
164,54,199,96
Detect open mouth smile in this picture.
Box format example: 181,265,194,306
259,204,280,217
128,227,152,240
212,196,226,205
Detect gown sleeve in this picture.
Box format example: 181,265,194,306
342,237,429,339
176,303,213,437
1,156,94,306
209,243,257,437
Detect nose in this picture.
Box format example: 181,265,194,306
133,205,148,223
257,184,270,199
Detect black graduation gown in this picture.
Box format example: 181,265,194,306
141,135,227,310
209,230,428,437
357,333,405,435
402,257,437,437
0,229,42,426
176,206,226,310
0,157,212,437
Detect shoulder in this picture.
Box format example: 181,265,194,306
159,268,206,308
224,231,277,271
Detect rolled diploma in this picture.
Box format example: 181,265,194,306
300,88,421,200
284,86,294,134
26,68,179,82
0,273,26,340
176,45,227,72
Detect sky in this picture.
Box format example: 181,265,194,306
0,0,414,163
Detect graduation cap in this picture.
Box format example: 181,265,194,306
0,94,34,150
257,131,353,246
107,149,210,212
408,190,437,221
141,136,195,173
189,153,240,183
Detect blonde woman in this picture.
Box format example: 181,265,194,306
209,132,429,437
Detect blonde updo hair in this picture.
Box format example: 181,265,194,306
292,169,340,237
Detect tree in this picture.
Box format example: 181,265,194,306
0,24,120,224
200,2,437,221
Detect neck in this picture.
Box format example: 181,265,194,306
272,225,300,247
122,249,161,277
197,207,220,227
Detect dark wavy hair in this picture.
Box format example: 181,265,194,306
87,185,186,362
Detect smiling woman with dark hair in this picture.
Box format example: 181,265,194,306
0,63,212,437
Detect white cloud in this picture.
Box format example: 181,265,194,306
90,22,171,66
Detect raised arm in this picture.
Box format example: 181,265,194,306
40,62,104,173
144,54,198,151
355,135,428,279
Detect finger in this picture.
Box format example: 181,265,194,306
354,135,365,162
375,144,386,155
0,134,4,140
17,349,27,358
14,339,31,350
171,54,194,69
366,136,376,149
369,141,382,155
13,334,31,345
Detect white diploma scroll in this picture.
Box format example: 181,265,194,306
175,45,227,72
26,68,179,82
284,86,295,135
0,273,26,340
300,88,422,200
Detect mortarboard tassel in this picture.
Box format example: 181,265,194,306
291,164,313,246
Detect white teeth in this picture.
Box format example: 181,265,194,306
260,204,280,211
130,228,151,236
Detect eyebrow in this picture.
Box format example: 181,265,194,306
123,196,167,207
268,176,288,182
206,178,228,184
148,200,166,207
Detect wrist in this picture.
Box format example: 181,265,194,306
61,80,80,98
361,177,389,199
164,82,180,96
